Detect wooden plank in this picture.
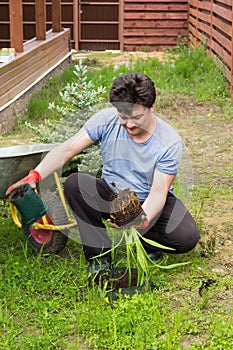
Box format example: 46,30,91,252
195,29,210,44
198,11,210,23
212,0,232,7
124,4,188,11
124,28,187,37
22,30,69,62
189,0,199,8
0,30,70,81
212,16,232,37
189,7,198,19
0,38,68,88
124,19,188,28
36,0,46,40
124,13,188,20
197,1,211,12
73,0,79,49
0,30,69,98
0,32,68,77
188,26,197,41
212,28,231,58
124,44,176,51
9,0,23,52
119,0,124,51
212,4,232,22
0,45,68,105
125,0,188,3
197,21,210,36
124,37,182,45
0,47,68,101
224,66,231,83
211,41,231,67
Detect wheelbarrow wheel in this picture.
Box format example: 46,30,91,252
22,189,68,254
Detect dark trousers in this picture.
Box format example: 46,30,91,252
64,173,200,261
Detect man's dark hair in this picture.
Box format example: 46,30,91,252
109,73,156,113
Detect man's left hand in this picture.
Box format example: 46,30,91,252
134,214,149,230
107,214,149,230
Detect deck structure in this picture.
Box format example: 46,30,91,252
0,0,71,134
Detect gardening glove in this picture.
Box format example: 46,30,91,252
6,169,42,196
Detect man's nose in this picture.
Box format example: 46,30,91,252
126,120,135,128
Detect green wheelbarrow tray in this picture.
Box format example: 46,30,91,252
0,143,77,255
0,143,77,230
0,143,58,200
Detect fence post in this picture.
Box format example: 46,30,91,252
231,3,233,99
52,0,62,32
9,0,23,52
119,0,124,51
195,0,199,45
36,0,46,40
73,0,79,50
209,0,213,53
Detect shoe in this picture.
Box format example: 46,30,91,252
147,251,162,261
88,258,111,274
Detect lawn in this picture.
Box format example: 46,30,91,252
0,47,233,349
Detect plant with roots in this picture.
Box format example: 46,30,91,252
96,224,190,287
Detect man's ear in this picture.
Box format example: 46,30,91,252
151,104,155,112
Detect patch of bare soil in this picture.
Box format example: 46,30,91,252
160,96,233,274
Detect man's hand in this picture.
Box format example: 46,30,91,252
107,213,149,230
134,214,149,230
109,187,150,230
6,169,42,196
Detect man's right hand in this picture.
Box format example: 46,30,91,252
6,169,42,196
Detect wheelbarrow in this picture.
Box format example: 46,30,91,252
0,143,77,254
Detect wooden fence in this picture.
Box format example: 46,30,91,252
0,1,189,51
1,1,233,98
189,0,233,98
124,0,189,51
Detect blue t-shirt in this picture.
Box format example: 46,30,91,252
84,107,182,201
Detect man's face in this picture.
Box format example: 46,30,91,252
118,105,153,137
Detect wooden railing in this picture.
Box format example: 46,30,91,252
9,0,62,52
0,0,71,134
189,0,233,98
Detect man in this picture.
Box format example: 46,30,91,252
6,73,199,272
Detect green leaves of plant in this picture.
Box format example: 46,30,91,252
95,225,191,287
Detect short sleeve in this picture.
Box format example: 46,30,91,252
84,107,116,142
156,140,182,174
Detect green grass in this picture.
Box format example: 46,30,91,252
1,45,233,349
0,214,232,349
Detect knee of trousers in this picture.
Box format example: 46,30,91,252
64,173,78,199
175,226,200,254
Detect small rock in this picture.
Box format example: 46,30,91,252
211,268,225,274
